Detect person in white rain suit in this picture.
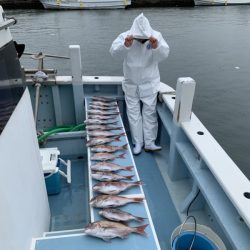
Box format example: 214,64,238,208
110,13,170,155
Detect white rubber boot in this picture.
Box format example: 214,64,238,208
133,143,143,155
144,143,162,152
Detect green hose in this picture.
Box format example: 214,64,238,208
38,123,85,143
70,123,85,132
44,125,74,132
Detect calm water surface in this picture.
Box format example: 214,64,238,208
6,7,250,179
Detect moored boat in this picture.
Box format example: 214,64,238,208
194,0,250,5
1,5,250,250
39,0,131,9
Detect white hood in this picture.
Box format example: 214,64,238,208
130,13,153,39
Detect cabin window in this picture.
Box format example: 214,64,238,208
0,41,25,134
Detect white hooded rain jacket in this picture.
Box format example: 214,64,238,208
110,13,170,98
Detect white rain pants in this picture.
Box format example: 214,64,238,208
125,92,158,146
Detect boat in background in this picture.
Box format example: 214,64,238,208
1,5,250,250
194,0,250,5
39,0,131,9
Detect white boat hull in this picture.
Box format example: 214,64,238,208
39,0,131,9
194,0,250,5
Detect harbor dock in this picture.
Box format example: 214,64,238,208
0,0,194,8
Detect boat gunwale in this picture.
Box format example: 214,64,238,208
158,82,250,229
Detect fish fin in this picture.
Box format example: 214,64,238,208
125,175,134,180
118,153,126,159
134,224,148,235
101,237,112,242
124,166,134,171
119,234,129,239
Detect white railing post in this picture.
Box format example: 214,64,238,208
168,77,196,180
69,45,85,123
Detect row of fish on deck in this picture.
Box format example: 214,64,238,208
84,96,148,242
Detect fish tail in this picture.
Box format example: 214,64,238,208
118,153,126,159
115,136,121,141
131,197,144,203
121,144,128,150
124,166,134,171
125,175,134,180
134,181,143,186
134,216,147,223
134,224,148,235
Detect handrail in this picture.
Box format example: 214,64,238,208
0,18,16,31
158,82,250,229
25,75,124,85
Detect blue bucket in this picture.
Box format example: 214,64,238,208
44,162,61,195
172,231,217,250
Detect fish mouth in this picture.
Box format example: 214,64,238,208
89,198,94,204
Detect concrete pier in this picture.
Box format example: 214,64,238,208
0,0,194,9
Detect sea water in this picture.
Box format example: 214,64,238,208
6,6,250,179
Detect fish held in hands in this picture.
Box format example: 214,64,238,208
84,220,148,242
90,144,127,153
90,194,144,208
93,181,143,195
91,171,134,182
99,208,146,223
91,152,126,162
90,162,133,172
86,136,120,147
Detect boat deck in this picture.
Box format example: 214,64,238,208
48,157,90,231
33,98,180,250
34,148,180,250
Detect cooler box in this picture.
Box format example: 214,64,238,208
40,148,61,195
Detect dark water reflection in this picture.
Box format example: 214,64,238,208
6,6,250,179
